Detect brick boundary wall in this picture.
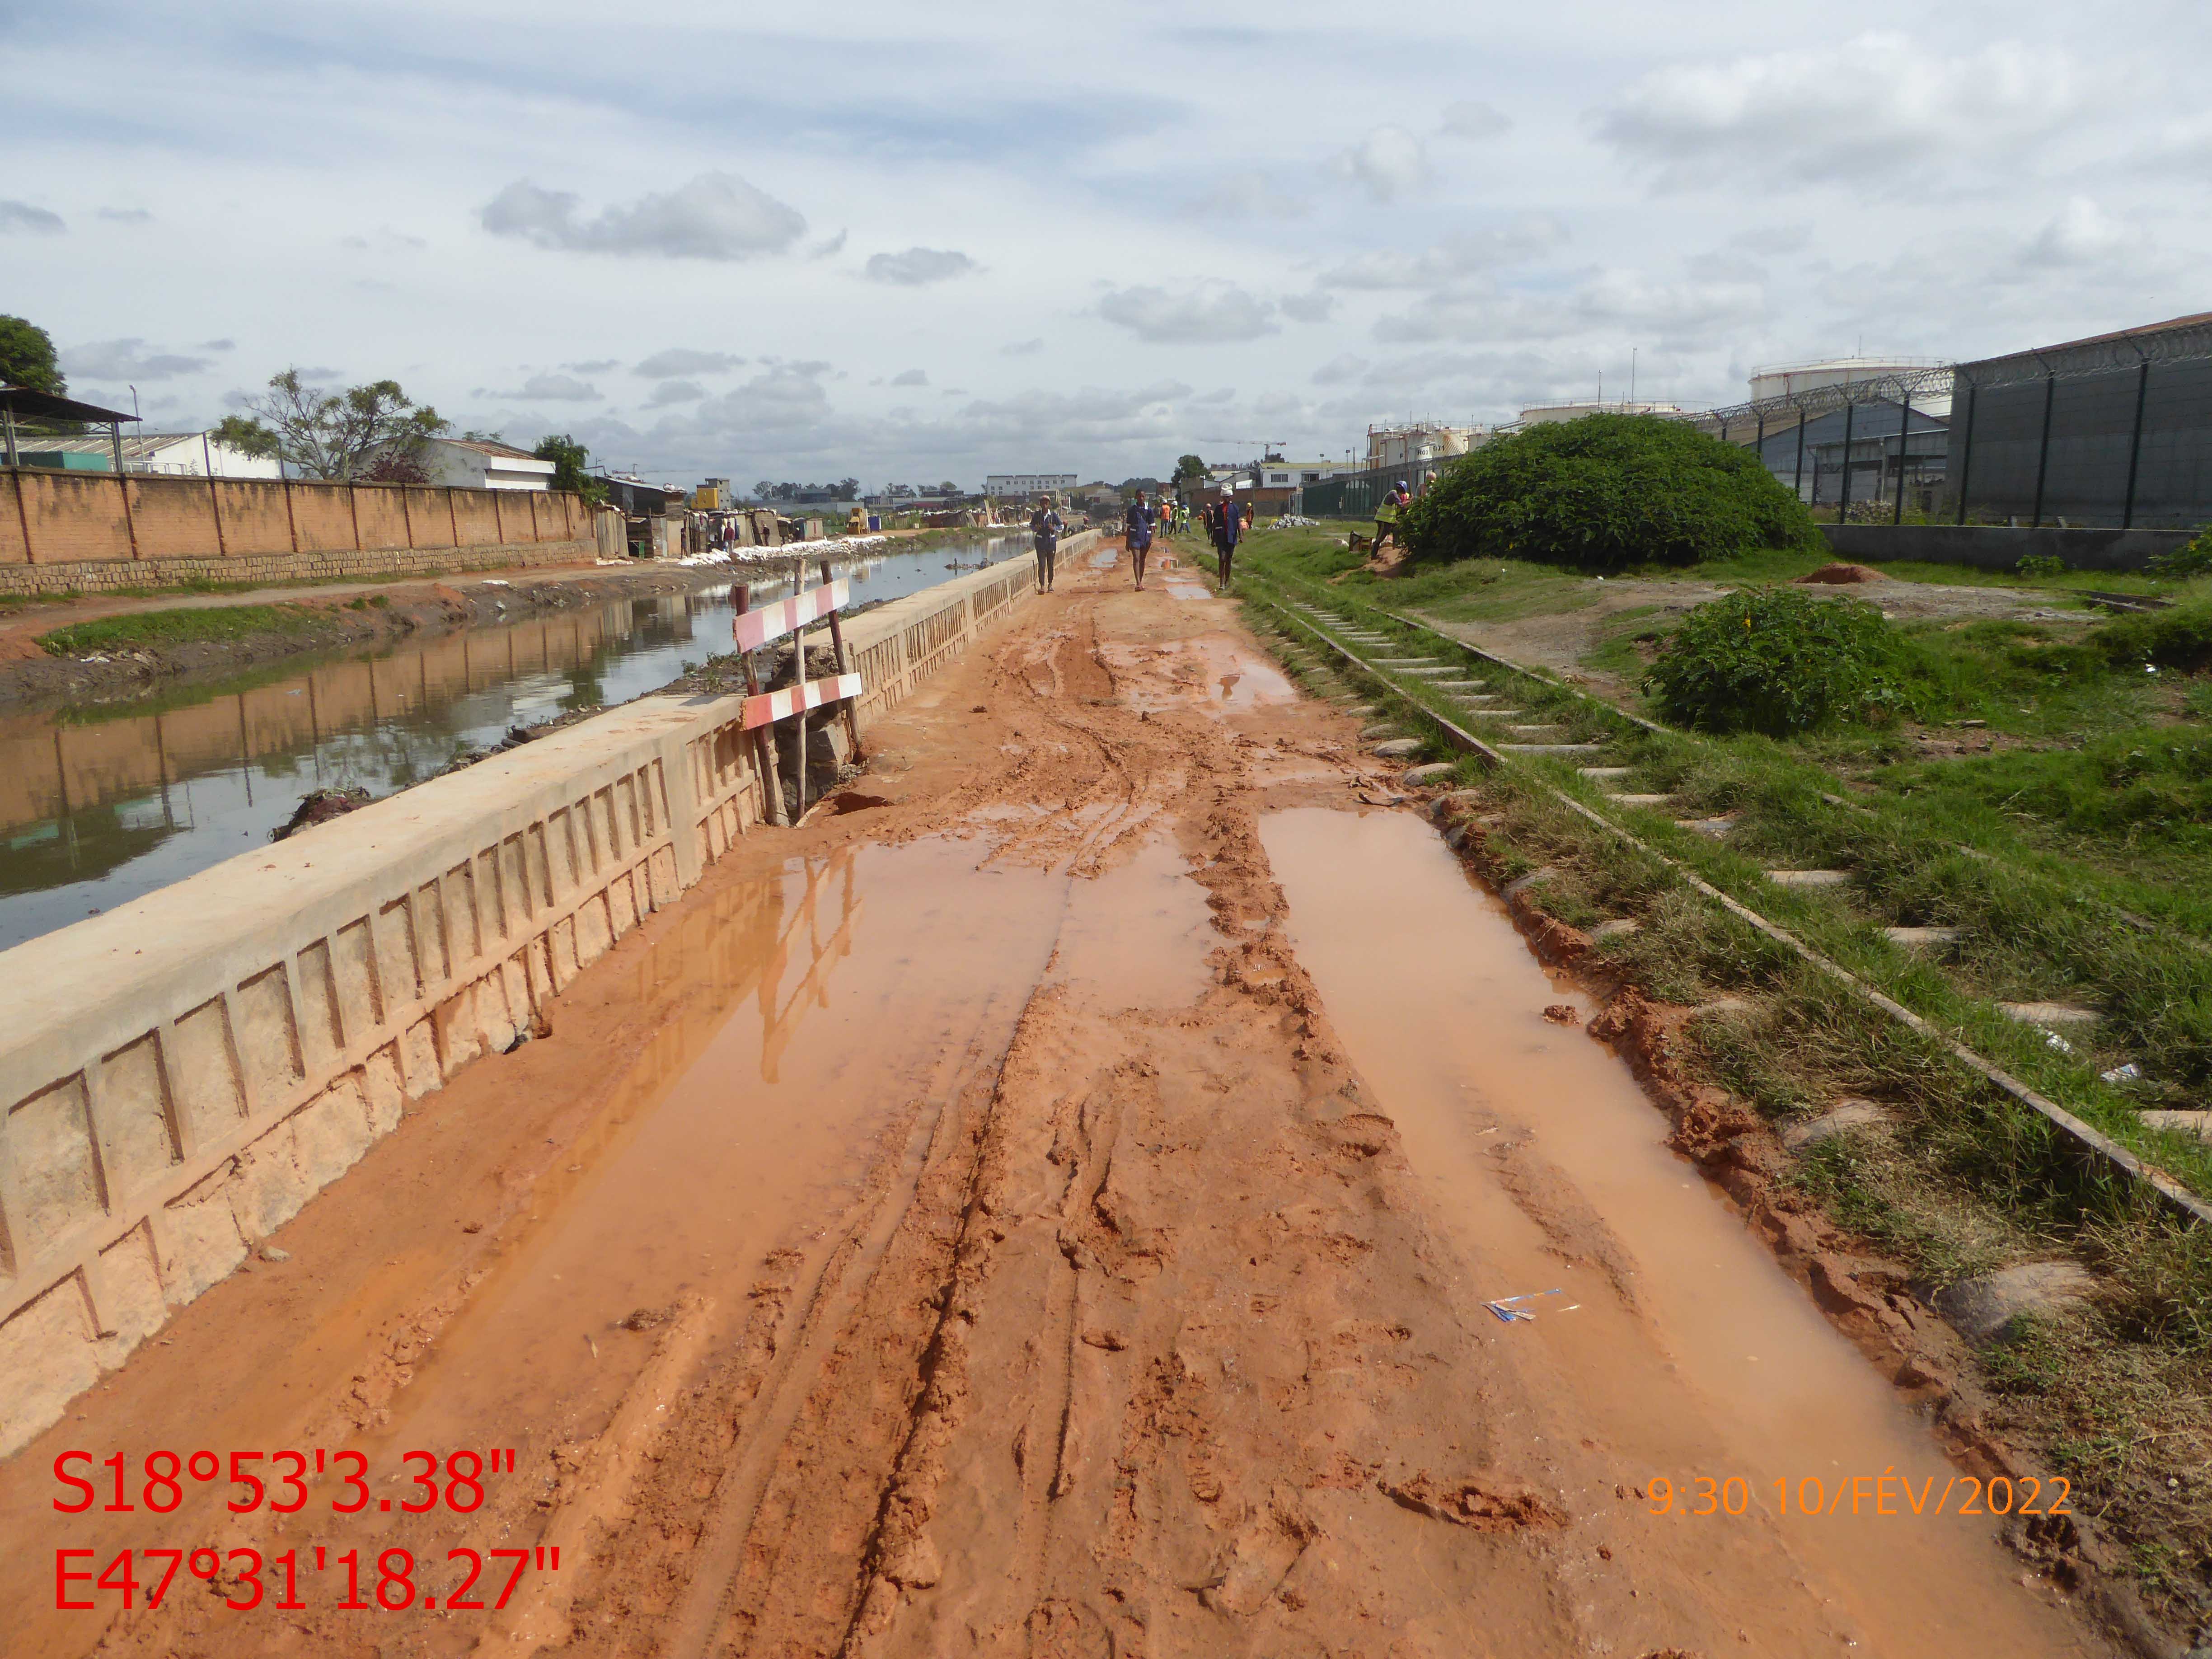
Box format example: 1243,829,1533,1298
0,468,596,597
0,539,1092,1457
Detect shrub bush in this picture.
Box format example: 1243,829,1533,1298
1643,586,1903,736
2016,553,2068,578
1398,413,1823,571
2147,525,2212,580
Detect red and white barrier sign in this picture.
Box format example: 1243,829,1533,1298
740,671,864,731
733,579,850,653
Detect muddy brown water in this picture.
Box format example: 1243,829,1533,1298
1262,805,2099,1657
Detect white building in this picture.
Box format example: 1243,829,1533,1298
13,431,282,478
418,437,556,491
984,472,1078,499
1364,423,1486,470
1257,459,1367,489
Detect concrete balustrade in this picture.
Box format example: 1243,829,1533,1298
0,537,1089,1457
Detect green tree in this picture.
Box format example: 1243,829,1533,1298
0,315,66,396
1173,454,1207,483
533,433,604,501
213,369,449,481
1400,414,1822,571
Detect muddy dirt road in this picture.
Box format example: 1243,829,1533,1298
0,541,2118,1657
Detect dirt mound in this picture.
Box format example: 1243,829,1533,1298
1795,562,1889,585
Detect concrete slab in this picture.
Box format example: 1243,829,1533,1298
1934,1261,2095,1344
1884,926,1962,951
2141,1110,2212,1140
1370,738,1423,759
1676,817,1737,838
1766,869,1851,888
1590,919,1640,941
1609,794,1675,808
1358,722,1401,740
1782,1098,1894,1151
1500,743,1609,758
1578,767,1633,780
1402,764,1458,787
1999,1002,2100,1027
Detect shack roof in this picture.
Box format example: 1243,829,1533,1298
0,384,140,425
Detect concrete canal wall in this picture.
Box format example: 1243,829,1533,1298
0,468,596,597
0,535,1092,1456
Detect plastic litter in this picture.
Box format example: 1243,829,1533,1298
1482,1288,1565,1324
2100,1062,2142,1086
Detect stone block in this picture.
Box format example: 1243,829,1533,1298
291,1076,374,1189
1782,1098,1894,1151
169,995,247,1144
159,1184,248,1306
1370,738,1422,759
234,964,305,1112
1933,1261,2094,1344
92,1223,168,1361
400,1020,441,1099
434,987,484,1078
6,1074,103,1255
0,1278,100,1459
97,1034,179,1197
362,1048,405,1136
226,1121,309,1238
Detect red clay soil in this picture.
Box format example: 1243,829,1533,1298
0,539,2128,1659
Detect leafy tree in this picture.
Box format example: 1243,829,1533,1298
937,479,960,497
832,476,860,501
1173,454,1207,483
358,449,431,485
1400,413,1822,571
0,315,66,396
1643,586,1902,735
213,369,449,481
533,433,605,502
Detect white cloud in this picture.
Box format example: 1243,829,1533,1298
1001,338,1044,357
62,338,211,380
1311,353,1371,386
808,229,849,259
1183,171,1307,219
2021,197,2131,268
864,247,978,286
891,368,929,387
96,206,153,225
479,173,806,261
1373,270,1764,351
1334,126,1429,202
1320,217,1568,289
636,348,745,378
475,372,601,401
1439,101,1511,141
1279,290,1336,323
1596,34,2083,189
645,379,705,406
1098,282,1278,344
0,201,65,235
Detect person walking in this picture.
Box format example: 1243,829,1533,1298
1030,493,1064,592
1216,488,1242,589
1125,488,1156,589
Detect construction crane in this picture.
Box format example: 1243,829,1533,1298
1197,437,1287,456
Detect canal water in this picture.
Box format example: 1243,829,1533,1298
0,535,1022,953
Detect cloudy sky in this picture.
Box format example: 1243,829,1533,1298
7,1,2207,487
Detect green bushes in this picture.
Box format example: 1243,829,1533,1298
1643,586,1902,735
2147,525,2212,579
1398,413,1823,571
2087,600,2212,673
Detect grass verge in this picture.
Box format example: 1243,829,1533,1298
39,603,342,657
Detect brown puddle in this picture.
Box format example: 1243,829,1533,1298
1261,806,2101,1658
156,834,1082,1634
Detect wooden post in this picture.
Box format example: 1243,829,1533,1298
447,486,460,546
735,585,787,826
820,556,865,762
792,611,810,822
283,479,300,552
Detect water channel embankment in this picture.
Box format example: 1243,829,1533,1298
0,534,1023,951
0,536,1090,1464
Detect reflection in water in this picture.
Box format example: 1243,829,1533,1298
0,538,1014,952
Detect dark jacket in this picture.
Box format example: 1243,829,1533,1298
1029,507,1062,549
1124,501,1155,546
1218,500,1242,548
